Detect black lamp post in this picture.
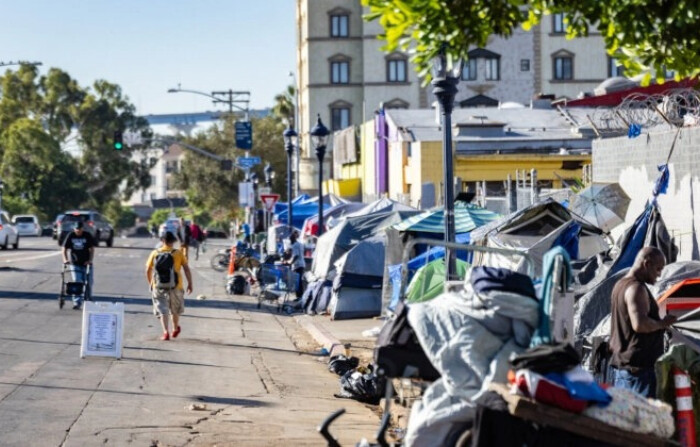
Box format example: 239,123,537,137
310,114,330,237
250,173,259,232
283,125,298,232
264,163,275,188
431,45,462,281
0,178,4,211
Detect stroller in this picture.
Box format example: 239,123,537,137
59,263,92,309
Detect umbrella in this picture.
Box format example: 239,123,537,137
569,183,631,233
392,202,500,234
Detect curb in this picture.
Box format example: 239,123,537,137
295,315,346,358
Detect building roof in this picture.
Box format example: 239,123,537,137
564,78,698,107
386,106,600,154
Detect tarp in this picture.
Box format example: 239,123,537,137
301,202,365,237
405,258,469,303
333,236,386,288
275,194,349,229
607,202,678,278
329,287,382,320
392,202,500,234
330,197,415,228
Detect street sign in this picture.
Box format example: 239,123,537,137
260,193,281,212
235,121,253,150
236,156,261,169
238,182,255,207
258,187,271,198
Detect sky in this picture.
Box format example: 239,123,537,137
0,0,296,116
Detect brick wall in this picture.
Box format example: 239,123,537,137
593,127,700,260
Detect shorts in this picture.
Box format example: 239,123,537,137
151,287,185,316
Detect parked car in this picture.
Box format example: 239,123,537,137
12,214,41,237
41,223,53,237
0,210,19,249
204,227,228,239
58,210,114,247
52,214,65,240
158,218,181,238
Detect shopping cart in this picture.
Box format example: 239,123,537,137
256,263,299,312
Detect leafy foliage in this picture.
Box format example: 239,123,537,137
362,0,700,84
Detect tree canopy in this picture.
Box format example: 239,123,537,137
362,0,700,84
0,64,153,220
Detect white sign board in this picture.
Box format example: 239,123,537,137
80,302,124,359
238,182,255,208
258,186,271,198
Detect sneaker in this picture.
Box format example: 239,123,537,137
161,332,170,341
72,304,81,310
172,326,181,338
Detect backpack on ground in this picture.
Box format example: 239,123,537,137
153,250,178,289
227,274,247,295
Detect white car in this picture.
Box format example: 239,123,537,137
0,211,19,249
158,218,181,238
12,214,41,237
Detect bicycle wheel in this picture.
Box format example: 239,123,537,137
210,253,228,272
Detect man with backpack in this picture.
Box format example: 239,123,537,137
145,231,193,340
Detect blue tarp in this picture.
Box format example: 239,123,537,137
607,203,652,278
551,221,581,260
274,194,311,214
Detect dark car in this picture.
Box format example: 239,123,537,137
204,228,228,239
52,214,65,240
58,210,114,247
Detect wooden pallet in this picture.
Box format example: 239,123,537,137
488,383,677,447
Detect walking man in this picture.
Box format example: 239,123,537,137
177,217,192,260
145,232,193,340
610,246,676,397
62,221,95,310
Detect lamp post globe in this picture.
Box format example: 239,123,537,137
310,114,330,237
264,163,273,188
431,44,462,282
283,125,298,232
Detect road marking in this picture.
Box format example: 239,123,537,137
4,251,62,263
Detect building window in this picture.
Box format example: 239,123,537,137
462,59,477,80
554,56,573,80
331,107,351,131
331,61,349,84
485,58,500,80
608,57,624,77
330,14,349,37
553,13,567,33
520,59,530,71
387,58,407,82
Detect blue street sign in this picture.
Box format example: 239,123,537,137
236,156,261,169
235,121,253,150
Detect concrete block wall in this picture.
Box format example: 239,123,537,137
593,127,700,260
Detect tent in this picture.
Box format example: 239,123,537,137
392,202,500,234
273,194,310,214
470,199,609,277
405,258,469,304
275,194,349,229
329,197,415,228
301,202,365,238
328,236,386,320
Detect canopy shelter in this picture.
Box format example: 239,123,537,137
392,202,500,234
470,199,609,277
569,182,631,233
301,202,365,238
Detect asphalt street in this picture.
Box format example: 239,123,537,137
0,236,378,446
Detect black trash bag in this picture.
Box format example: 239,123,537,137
334,364,385,405
328,355,359,376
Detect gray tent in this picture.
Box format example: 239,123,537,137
329,236,386,319
311,210,419,280
328,197,415,229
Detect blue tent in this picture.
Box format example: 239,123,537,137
274,194,310,214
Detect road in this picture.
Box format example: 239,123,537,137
0,237,379,446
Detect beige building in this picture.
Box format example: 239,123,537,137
296,1,616,192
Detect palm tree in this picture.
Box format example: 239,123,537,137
271,84,295,126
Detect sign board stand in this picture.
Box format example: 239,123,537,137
80,302,124,359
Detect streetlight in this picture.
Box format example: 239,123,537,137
310,114,330,237
283,125,298,233
250,173,259,232
0,178,4,211
264,163,275,188
431,44,462,282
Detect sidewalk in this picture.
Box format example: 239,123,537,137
294,313,385,363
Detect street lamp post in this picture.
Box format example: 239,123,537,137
283,125,298,233
0,178,4,211
250,173,259,233
431,45,462,282
263,163,276,230
310,115,330,237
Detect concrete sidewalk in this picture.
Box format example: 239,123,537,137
294,313,385,362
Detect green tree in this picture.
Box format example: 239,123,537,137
362,0,700,84
271,84,296,126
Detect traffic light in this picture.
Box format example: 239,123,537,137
113,130,123,150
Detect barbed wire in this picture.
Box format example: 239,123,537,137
588,87,700,134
